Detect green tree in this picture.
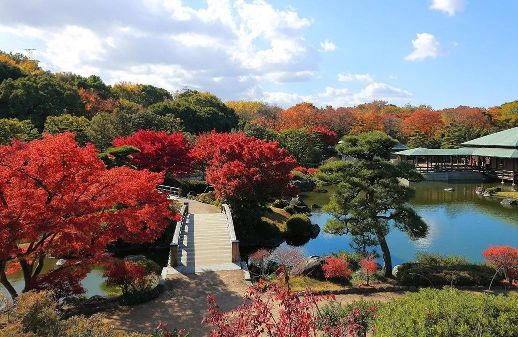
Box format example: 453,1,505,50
44,114,90,145
440,125,490,149
0,75,84,130
0,118,39,144
243,122,278,141
406,130,440,149
279,128,325,166
0,62,25,82
85,112,121,150
318,131,428,277
128,110,182,134
149,90,238,133
111,82,171,107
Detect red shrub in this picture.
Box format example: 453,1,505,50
360,255,379,285
323,256,352,280
309,126,338,146
103,260,148,295
483,245,518,283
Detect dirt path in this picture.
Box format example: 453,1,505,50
103,270,249,337
178,198,220,214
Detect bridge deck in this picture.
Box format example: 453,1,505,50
163,200,242,275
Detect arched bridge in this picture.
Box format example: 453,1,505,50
162,199,242,275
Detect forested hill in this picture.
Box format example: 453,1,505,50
1,51,517,152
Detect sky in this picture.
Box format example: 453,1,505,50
0,0,517,109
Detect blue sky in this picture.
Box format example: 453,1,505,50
0,0,517,108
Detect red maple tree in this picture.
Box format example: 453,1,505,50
113,130,193,177
359,255,379,286
483,245,518,284
192,132,297,203
78,88,118,116
277,102,322,130
0,133,173,299
322,256,353,280
309,126,339,146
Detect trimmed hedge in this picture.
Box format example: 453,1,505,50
119,284,162,306
285,214,313,238
396,262,502,287
373,288,518,337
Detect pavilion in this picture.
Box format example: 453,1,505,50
395,127,518,184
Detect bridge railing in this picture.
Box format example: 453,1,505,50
169,202,188,267
221,204,240,263
157,185,181,197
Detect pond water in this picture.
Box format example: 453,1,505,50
299,182,518,265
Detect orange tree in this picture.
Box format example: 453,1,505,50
0,133,174,299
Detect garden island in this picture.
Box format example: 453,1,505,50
0,1,517,336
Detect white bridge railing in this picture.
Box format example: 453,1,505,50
168,202,188,267
157,185,181,197
221,204,240,263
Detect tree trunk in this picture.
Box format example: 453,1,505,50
19,258,34,292
0,261,18,299
376,231,393,278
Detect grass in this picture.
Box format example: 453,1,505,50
288,276,347,292
299,185,336,208
496,191,518,199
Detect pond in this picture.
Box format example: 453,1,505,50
299,182,518,265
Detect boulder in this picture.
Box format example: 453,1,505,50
501,198,518,207
294,256,326,280
392,264,402,277
292,179,316,192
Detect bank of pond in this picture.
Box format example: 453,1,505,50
2,181,517,299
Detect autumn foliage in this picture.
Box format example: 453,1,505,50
323,256,353,280
483,245,518,283
113,130,193,177
402,109,444,137
277,102,321,130
309,125,338,145
103,259,151,295
192,132,297,203
359,256,379,285
0,133,173,298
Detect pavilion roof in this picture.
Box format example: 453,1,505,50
462,127,518,148
395,147,518,158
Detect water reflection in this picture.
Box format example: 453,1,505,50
303,182,518,264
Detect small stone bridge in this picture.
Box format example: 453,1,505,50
162,199,242,275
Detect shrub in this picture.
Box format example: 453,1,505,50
359,255,379,285
194,191,218,205
322,256,353,281
483,245,518,283
320,300,378,337
103,260,158,297
373,288,518,337
332,251,365,271
416,252,470,266
284,214,313,238
396,262,502,287
272,199,289,208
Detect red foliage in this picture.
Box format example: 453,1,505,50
203,280,349,337
309,126,338,146
0,133,173,297
192,132,297,202
78,88,118,116
401,109,444,137
31,261,90,298
113,130,193,177
322,256,353,280
293,166,318,176
320,106,356,134
103,259,148,294
483,245,518,283
440,106,492,129
360,255,379,286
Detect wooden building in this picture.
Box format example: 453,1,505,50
396,127,518,184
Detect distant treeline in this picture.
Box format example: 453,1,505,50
1,51,517,158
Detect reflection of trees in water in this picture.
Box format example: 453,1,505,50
413,218,440,249
411,182,518,225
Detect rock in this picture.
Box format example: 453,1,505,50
444,188,455,192
294,256,325,280
55,259,66,267
311,203,321,209
501,198,518,207
292,179,316,192
475,186,484,195
392,264,402,277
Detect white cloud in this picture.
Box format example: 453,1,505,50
261,82,411,107
0,0,318,100
337,72,374,82
320,39,336,52
430,0,466,16
404,33,443,61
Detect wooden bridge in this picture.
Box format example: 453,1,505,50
162,200,242,275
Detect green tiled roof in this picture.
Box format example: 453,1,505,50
467,147,518,158
395,148,472,156
462,127,518,148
